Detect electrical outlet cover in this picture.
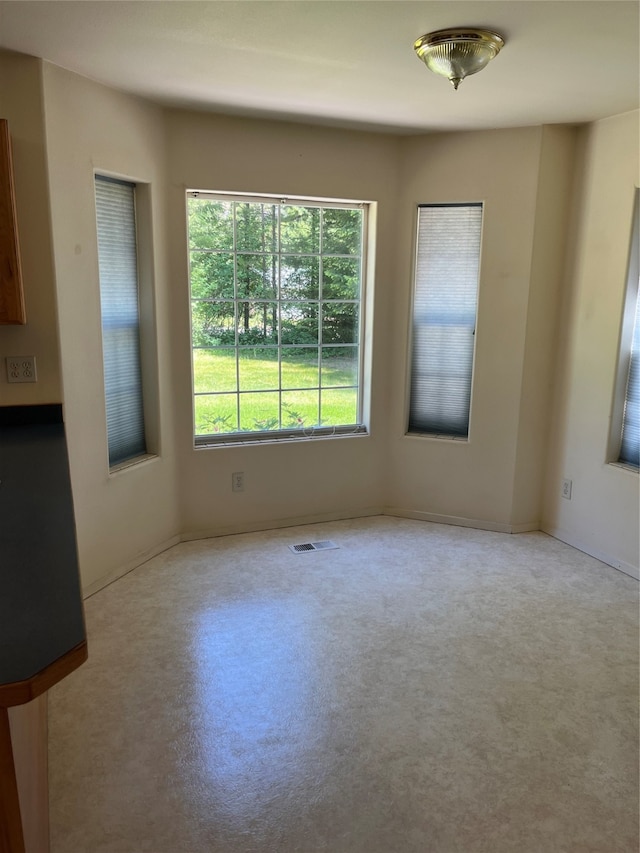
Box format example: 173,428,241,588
6,356,37,383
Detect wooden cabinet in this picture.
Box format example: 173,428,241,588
5,698,48,853
0,119,26,325
0,405,87,851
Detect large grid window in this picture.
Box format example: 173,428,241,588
188,193,366,443
95,176,146,467
408,203,483,438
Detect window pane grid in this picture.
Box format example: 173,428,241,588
192,250,358,258
188,196,364,440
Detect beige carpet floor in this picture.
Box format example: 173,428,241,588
49,516,639,853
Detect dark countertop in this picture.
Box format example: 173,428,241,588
0,404,86,695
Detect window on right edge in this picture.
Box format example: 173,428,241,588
613,188,640,469
408,203,483,439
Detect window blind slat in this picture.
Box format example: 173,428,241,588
95,176,146,466
409,204,482,438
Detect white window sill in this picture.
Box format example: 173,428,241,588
607,460,639,475
109,453,158,476
195,427,368,450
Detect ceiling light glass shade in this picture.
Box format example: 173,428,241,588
414,28,505,90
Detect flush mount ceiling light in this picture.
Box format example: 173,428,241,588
414,28,505,90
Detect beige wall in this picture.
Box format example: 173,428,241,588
4,51,636,590
386,126,574,532
511,125,578,527
543,111,640,576
0,51,61,404
41,63,181,592
165,110,399,537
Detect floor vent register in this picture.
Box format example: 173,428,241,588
289,540,339,554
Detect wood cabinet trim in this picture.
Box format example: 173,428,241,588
0,118,26,325
0,642,88,709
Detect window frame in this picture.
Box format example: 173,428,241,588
609,186,640,471
186,189,371,447
94,173,159,471
405,202,484,442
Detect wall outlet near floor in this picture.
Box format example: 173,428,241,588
561,478,572,500
232,471,245,492
6,355,37,383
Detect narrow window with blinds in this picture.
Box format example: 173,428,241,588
408,203,483,438
95,175,147,467
617,189,640,468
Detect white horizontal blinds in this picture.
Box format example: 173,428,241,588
620,282,640,466
409,204,482,437
95,176,146,466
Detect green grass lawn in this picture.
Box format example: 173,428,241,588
193,349,359,435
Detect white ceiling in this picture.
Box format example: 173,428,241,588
0,1,638,134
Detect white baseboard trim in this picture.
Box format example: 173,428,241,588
180,507,384,543
82,511,384,598
542,525,640,580
510,521,542,534
82,534,182,599
383,507,539,535
82,512,636,600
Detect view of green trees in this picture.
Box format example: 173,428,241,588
188,197,363,436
